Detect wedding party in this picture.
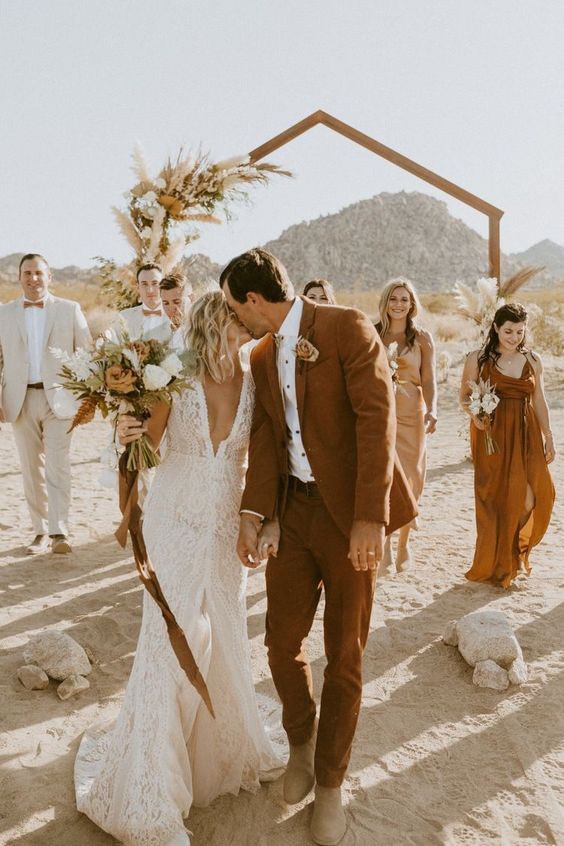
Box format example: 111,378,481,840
1,3,563,846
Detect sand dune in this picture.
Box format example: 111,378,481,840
1,367,562,846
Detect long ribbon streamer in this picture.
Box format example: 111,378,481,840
115,453,215,718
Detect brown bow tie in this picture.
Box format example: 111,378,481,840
143,309,162,317
24,300,44,309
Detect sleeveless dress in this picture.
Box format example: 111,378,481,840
394,341,426,526
465,357,555,588
74,371,284,846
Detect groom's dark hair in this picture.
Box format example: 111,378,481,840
219,248,292,303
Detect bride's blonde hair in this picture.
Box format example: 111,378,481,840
185,290,237,383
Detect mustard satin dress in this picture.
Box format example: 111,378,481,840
465,358,555,588
395,341,427,527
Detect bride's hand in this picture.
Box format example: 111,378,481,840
258,519,280,562
471,415,486,431
117,414,147,445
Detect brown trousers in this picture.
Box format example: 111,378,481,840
265,488,375,787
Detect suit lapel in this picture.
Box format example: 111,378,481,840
264,334,286,432
295,297,317,422
42,297,57,353
15,299,27,346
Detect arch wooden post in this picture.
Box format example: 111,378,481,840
249,110,504,287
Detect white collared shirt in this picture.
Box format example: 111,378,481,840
142,306,168,335
276,298,315,482
170,326,185,352
23,295,50,383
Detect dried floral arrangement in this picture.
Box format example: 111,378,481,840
98,145,291,309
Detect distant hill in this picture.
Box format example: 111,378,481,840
263,191,532,291
1,193,560,293
510,239,564,279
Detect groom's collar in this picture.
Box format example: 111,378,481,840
276,297,303,339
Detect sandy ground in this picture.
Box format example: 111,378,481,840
1,366,563,846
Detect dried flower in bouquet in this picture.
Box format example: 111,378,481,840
467,378,500,455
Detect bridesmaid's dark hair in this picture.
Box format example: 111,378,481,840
478,302,529,368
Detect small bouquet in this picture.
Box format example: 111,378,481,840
52,333,190,471
386,342,405,391
467,378,500,455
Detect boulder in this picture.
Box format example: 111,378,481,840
473,660,509,691
456,611,522,669
508,657,528,685
57,674,90,700
17,665,49,690
443,620,459,646
23,631,91,681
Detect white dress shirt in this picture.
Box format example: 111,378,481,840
276,298,315,483
143,306,169,336
23,295,50,384
170,326,185,352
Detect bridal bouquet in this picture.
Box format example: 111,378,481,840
467,378,500,455
52,334,189,471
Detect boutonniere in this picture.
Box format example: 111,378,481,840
294,332,319,373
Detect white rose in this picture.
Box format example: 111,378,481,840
154,177,166,190
143,190,158,202
160,353,184,378
143,364,172,391
469,400,482,415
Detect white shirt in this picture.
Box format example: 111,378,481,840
23,295,50,384
276,298,315,482
170,326,185,352
143,306,169,336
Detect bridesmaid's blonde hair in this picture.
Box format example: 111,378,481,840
185,291,236,383
376,278,421,349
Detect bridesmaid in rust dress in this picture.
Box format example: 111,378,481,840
460,303,556,588
376,279,437,573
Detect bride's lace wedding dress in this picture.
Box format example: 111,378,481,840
75,371,284,846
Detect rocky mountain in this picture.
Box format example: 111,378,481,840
510,239,564,278
263,191,533,291
1,193,560,293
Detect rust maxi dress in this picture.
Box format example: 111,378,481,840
465,357,555,588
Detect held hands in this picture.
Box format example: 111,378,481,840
117,414,147,445
424,411,437,434
258,518,280,562
348,520,385,572
237,513,263,569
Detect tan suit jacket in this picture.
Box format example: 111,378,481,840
0,295,92,422
241,298,417,537
116,305,171,342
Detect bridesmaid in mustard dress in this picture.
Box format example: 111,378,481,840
460,303,555,588
376,279,437,572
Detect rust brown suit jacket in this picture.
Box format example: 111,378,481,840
241,298,417,537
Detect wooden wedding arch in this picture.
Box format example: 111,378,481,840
248,110,504,281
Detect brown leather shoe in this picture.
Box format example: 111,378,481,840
283,723,317,804
25,534,50,555
311,785,347,845
51,535,72,554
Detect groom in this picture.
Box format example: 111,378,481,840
221,249,416,845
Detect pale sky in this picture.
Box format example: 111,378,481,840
1,0,563,269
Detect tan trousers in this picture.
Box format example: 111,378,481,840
265,488,376,787
12,388,72,536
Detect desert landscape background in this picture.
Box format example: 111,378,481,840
1,196,563,845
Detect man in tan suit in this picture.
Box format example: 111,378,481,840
0,254,92,554
221,249,416,845
116,262,171,341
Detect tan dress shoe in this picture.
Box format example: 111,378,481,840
311,785,346,845
283,726,317,804
25,534,50,555
51,535,72,554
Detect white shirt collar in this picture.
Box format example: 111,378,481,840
22,293,53,306
277,298,303,339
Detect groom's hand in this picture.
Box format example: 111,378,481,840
348,521,385,572
237,513,263,569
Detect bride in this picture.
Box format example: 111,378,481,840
75,291,284,846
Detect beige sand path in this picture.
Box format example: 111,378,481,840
0,371,562,846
